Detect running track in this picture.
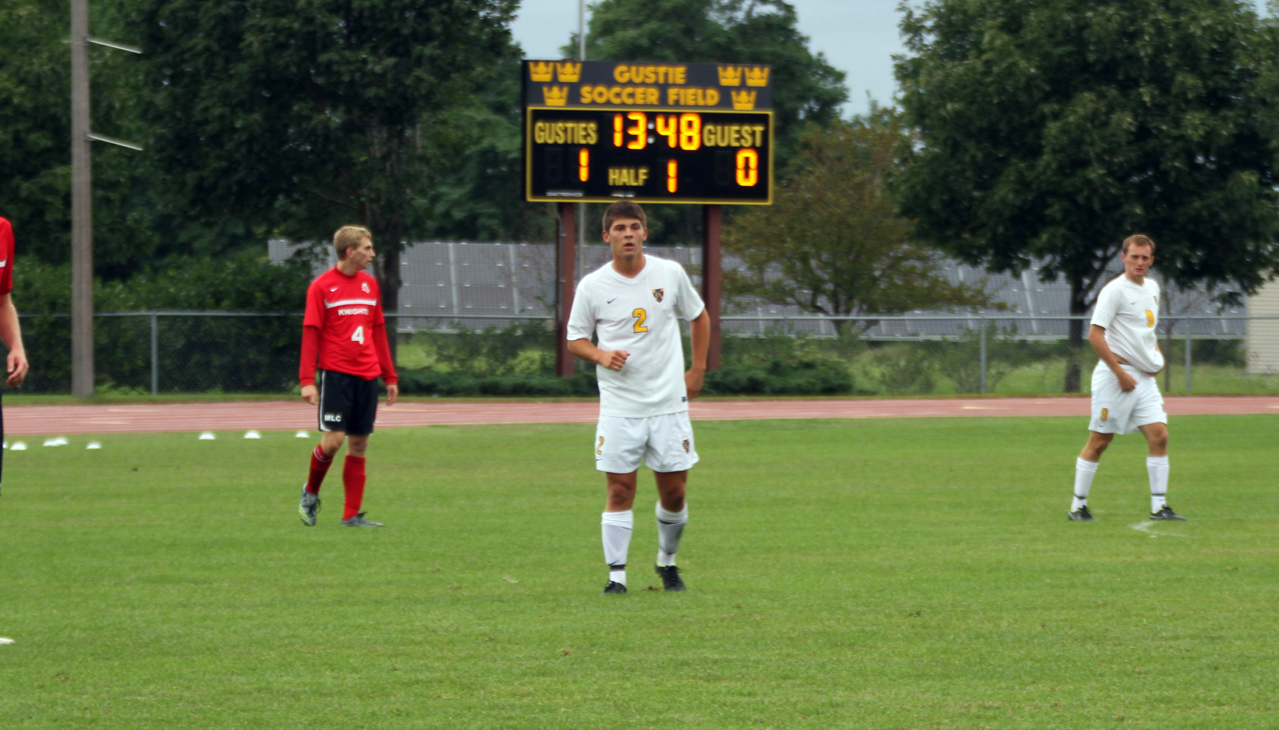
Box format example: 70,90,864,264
5,396,1278,436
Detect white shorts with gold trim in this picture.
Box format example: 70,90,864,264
1089,362,1166,435
594,412,698,474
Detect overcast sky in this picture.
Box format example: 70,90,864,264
510,0,907,119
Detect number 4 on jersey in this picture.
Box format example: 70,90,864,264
351,325,365,344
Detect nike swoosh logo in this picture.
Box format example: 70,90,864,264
330,287,340,292
607,298,617,303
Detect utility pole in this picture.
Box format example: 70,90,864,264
70,0,93,397
69,0,142,397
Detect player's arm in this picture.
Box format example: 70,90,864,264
0,292,29,387
299,324,321,404
371,321,398,406
1089,324,1136,392
568,337,628,371
685,308,709,399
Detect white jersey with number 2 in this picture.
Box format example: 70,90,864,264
568,256,706,418
1091,274,1164,374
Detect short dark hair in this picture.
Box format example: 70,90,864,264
602,201,647,232
1123,234,1155,255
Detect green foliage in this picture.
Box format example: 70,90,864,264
895,0,1279,313
725,110,999,337
13,253,311,392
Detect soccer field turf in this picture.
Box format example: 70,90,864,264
1,416,1276,729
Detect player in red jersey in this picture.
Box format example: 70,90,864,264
0,217,31,497
297,226,398,527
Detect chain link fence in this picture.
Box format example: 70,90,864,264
14,311,1279,396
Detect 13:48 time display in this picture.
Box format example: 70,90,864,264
525,108,773,205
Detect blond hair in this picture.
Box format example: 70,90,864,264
333,226,372,260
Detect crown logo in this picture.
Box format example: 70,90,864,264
542,85,568,106
731,90,756,110
529,61,554,82
556,62,582,83
745,67,769,87
717,66,742,86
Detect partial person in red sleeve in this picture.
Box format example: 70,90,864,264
297,226,398,527
0,217,30,497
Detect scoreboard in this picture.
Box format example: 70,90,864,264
522,60,773,205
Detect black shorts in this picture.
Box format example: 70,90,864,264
317,369,378,436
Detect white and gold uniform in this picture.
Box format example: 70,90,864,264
1089,275,1166,434
567,256,705,472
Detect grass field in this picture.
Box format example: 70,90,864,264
2,416,1277,729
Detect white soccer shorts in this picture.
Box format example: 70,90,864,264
1089,361,1167,435
594,412,699,474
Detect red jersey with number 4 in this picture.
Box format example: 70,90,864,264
301,267,396,383
0,217,15,296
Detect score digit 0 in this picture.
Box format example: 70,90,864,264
736,148,759,187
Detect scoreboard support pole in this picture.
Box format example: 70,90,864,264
702,204,722,372
556,202,578,377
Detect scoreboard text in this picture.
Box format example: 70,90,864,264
522,61,774,205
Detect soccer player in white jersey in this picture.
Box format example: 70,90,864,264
1070,234,1185,522
567,201,710,595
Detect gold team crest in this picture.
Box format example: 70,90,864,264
652,288,664,302
682,439,690,453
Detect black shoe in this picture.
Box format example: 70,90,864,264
601,581,627,595
654,564,686,592
1068,506,1095,522
1150,506,1186,521
299,487,320,527
341,512,384,527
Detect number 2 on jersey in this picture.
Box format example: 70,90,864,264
351,325,365,344
632,308,648,333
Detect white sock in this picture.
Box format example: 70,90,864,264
1147,456,1169,512
655,502,689,567
601,510,633,585
1073,458,1099,512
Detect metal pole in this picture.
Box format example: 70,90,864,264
556,202,577,376
979,320,987,395
577,0,587,290
702,205,723,371
1185,333,1192,393
150,313,158,395
70,0,94,397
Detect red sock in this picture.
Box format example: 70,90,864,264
305,445,333,494
343,455,366,520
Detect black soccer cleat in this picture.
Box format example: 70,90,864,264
1068,506,1095,522
654,564,686,592
341,512,384,527
601,581,627,595
1150,506,1187,521
299,487,320,527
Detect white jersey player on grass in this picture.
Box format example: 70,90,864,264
567,201,710,595
1070,234,1186,522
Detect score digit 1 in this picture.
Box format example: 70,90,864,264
579,148,590,182
666,160,678,193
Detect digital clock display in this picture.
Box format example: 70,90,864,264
522,60,774,205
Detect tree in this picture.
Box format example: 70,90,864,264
126,0,521,320
722,107,997,339
567,0,849,242
0,0,162,279
895,0,1279,391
